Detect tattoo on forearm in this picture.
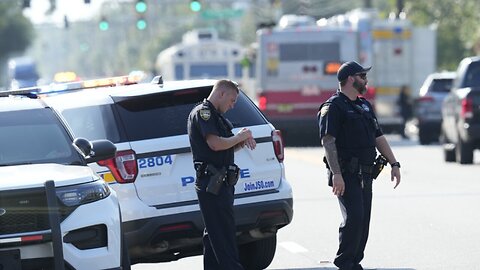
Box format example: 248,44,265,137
322,135,341,174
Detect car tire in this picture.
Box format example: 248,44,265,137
418,129,431,145
239,235,277,270
456,139,474,164
121,235,131,270
443,144,456,162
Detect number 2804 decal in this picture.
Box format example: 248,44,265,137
138,155,173,168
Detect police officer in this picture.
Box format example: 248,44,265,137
318,61,401,270
187,79,256,270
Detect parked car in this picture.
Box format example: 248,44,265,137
0,95,128,269
39,76,293,269
413,72,455,144
442,56,480,164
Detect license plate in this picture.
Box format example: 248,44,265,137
0,249,21,270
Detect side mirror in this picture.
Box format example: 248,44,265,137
73,138,116,163
73,137,92,156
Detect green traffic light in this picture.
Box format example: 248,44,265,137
190,1,201,12
136,19,147,30
135,1,147,13
99,21,109,31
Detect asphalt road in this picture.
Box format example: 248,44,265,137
133,135,480,270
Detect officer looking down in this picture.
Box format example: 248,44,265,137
317,61,401,270
187,79,256,270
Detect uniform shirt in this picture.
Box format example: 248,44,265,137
188,99,235,168
318,91,383,165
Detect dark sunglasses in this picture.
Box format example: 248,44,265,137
355,73,367,79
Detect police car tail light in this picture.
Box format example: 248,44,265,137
259,95,267,111
461,98,473,119
272,130,284,162
97,150,138,183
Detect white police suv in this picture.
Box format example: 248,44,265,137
0,95,129,269
40,76,294,269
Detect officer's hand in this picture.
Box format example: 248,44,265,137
236,128,252,140
237,128,256,150
391,166,401,189
332,174,345,196
244,137,256,150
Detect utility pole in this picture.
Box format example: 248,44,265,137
364,0,372,8
396,0,405,17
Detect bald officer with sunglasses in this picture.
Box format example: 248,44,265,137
317,61,401,270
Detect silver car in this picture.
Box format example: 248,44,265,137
414,72,455,144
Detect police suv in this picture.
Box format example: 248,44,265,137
40,76,294,269
0,95,129,269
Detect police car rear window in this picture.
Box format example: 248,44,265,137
115,87,267,141
430,79,453,93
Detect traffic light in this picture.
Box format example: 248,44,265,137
135,0,147,13
136,17,147,30
190,0,202,12
99,16,109,31
134,0,147,30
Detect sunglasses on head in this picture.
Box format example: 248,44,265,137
355,73,367,79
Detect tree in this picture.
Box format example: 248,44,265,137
403,0,480,70
0,1,35,87
0,1,35,60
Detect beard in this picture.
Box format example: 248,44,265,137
353,79,367,95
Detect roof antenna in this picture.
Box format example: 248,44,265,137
151,75,163,87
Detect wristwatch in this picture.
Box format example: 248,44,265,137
390,161,401,168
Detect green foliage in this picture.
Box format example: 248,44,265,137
0,1,34,60
404,0,480,70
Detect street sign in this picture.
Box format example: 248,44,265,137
201,9,244,20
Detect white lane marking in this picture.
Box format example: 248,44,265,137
279,241,309,253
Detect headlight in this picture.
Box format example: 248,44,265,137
56,180,111,207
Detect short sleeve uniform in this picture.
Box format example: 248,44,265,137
188,99,234,168
318,91,383,165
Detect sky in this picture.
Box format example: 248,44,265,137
22,0,106,24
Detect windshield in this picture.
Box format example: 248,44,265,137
0,108,83,166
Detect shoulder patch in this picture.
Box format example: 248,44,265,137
361,104,370,112
320,104,330,117
199,108,211,121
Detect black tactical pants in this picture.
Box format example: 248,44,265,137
196,175,244,270
334,172,373,270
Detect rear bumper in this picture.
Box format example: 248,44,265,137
123,197,293,264
461,122,480,147
417,120,442,133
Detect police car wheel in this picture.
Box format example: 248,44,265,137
239,235,277,270
121,236,131,270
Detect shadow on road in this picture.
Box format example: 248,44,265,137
269,268,416,270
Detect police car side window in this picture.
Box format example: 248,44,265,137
62,105,121,143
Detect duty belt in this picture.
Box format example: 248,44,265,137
340,157,373,175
